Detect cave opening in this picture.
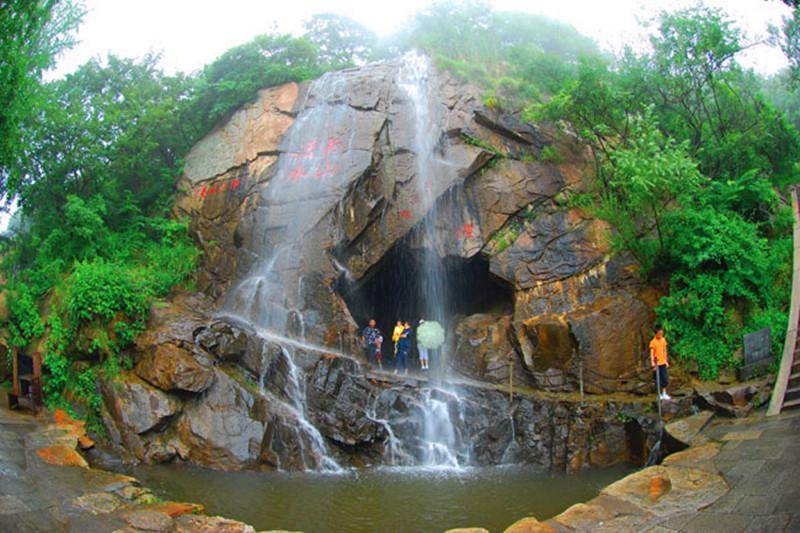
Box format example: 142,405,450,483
338,240,514,351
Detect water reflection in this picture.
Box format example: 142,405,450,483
132,463,632,533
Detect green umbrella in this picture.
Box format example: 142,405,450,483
417,320,445,349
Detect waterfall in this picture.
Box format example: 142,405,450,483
215,53,473,472
366,395,415,466
398,52,449,328
223,71,354,331
419,388,470,468
218,71,360,473
397,52,471,469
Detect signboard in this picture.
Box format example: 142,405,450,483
743,328,771,364
740,327,773,380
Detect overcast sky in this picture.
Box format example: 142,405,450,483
50,0,793,79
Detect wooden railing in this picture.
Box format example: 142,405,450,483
768,186,800,416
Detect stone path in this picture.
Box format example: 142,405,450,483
502,409,800,533
666,410,800,532
365,367,654,405
0,405,256,532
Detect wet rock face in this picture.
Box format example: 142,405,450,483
306,357,387,447
103,298,667,472
104,56,675,473
175,369,267,470
174,83,300,299
174,55,655,391
452,313,533,387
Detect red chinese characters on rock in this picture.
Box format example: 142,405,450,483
287,136,345,183
398,210,412,220
194,177,243,200
455,223,475,240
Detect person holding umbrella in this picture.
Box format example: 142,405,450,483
417,319,445,371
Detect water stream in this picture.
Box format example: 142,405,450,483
211,52,477,472
398,52,470,469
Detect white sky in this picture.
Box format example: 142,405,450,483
50,0,793,79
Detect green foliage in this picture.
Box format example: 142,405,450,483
0,0,83,192
488,218,524,253
616,412,633,424
538,145,564,164
303,13,377,67
5,192,198,426
594,112,705,270
193,34,324,134
7,283,43,348
539,6,800,378
461,133,507,158
762,71,800,130
404,0,602,108
656,205,776,378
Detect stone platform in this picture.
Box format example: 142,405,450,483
500,408,800,532
0,404,257,532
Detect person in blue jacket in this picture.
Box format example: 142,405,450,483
394,321,412,375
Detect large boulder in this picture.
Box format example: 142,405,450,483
135,292,211,347
103,373,181,435
175,369,268,471
101,372,187,463
132,293,216,394
135,344,215,394
452,313,532,387
567,295,652,393
513,316,575,391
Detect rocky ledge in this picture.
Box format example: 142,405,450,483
97,294,691,473
461,407,800,532
0,405,262,533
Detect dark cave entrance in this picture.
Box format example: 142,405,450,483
338,241,514,352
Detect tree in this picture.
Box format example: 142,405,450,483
10,55,194,231
192,33,322,133
401,0,602,106
540,6,800,376
0,0,83,199
772,6,800,83
761,71,800,129
303,13,377,67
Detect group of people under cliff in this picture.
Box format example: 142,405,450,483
359,317,672,398
359,318,445,375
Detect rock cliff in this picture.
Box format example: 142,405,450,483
102,54,667,472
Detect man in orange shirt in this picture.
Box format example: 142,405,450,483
650,326,670,400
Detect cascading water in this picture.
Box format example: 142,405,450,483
397,52,472,469
218,52,474,471
398,52,449,328
219,71,369,472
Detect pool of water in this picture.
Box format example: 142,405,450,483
131,463,632,532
